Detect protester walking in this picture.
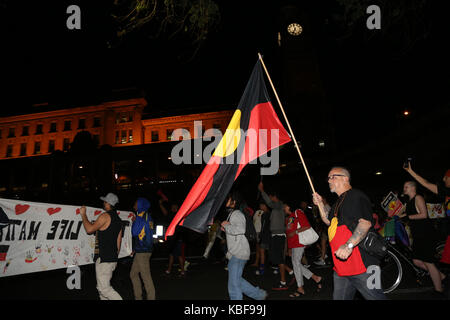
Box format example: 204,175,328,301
258,182,291,290
313,167,387,300
284,202,323,297
250,206,263,267
401,181,446,294
130,197,156,300
221,191,267,300
404,163,450,266
313,198,331,266
79,192,123,300
252,202,271,275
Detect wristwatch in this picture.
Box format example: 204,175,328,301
346,242,354,250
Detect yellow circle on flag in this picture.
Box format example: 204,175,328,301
328,217,338,242
213,110,242,158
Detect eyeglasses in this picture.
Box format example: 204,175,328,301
327,174,346,181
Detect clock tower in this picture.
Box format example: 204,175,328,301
277,3,335,155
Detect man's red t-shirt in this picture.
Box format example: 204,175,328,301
286,209,310,249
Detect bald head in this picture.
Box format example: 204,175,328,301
328,166,352,196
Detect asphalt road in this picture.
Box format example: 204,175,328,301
0,250,448,301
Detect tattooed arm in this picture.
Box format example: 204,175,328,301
347,218,372,245
335,218,372,260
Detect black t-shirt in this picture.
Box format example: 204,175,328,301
328,188,379,266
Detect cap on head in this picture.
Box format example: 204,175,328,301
100,193,119,207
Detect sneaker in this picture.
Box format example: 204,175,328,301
314,259,326,266
272,267,279,275
272,282,288,291
184,261,190,271
303,264,310,268
259,266,265,275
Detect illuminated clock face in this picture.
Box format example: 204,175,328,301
287,23,302,36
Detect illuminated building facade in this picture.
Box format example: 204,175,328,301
0,98,233,160
0,97,234,209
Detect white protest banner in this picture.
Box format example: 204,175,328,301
0,198,133,277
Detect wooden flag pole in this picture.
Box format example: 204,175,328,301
258,53,327,216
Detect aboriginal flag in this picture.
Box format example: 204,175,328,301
166,60,291,236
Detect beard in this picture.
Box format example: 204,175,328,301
329,184,336,193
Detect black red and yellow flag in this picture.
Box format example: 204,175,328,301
166,60,291,237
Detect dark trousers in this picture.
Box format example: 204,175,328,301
333,271,388,300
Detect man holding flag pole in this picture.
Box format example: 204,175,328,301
165,53,333,300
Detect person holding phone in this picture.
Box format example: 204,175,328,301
404,163,450,282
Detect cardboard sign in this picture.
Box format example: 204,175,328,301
426,203,445,219
381,192,405,217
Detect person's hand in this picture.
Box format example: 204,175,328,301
258,181,264,192
80,206,87,216
221,221,230,228
335,244,353,260
312,193,323,206
403,161,412,173
221,221,230,231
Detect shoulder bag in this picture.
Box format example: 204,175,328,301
296,210,319,245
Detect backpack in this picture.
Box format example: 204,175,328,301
228,210,257,242
244,212,257,243
131,212,154,252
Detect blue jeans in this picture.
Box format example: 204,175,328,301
333,271,387,300
228,256,266,300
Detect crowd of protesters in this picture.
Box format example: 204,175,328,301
72,162,448,301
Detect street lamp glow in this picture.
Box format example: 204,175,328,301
403,110,409,116
318,140,325,148
375,171,382,175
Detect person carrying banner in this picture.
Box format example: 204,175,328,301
80,192,123,300
312,167,387,300
130,197,155,300
221,191,267,300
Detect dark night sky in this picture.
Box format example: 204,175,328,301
1,0,449,151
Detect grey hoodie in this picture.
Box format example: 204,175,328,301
224,209,250,261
